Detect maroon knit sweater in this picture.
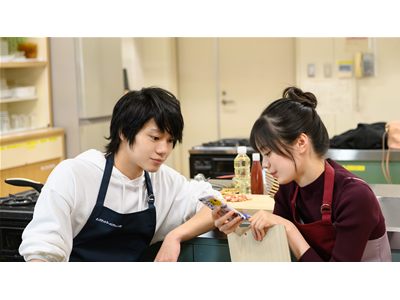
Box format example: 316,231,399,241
273,159,386,262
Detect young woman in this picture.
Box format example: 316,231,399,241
212,86,391,262
20,87,219,262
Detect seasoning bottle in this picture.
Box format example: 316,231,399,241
234,146,251,194
251,153,263,194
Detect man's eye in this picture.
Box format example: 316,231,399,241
151,136,159,140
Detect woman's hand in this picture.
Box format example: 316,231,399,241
250,210,310,260
212,207,244,235
249,210,283,241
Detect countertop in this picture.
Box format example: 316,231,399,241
0,127,65,144
325,149,400,161
199,180,400,251
189,147,400,161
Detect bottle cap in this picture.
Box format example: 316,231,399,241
237,146,247,154
252,153,260,161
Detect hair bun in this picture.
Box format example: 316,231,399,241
283,86,317,109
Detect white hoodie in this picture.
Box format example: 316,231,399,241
19,149,221,262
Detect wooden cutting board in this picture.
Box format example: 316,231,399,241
228,194,275,216
227,225,291,262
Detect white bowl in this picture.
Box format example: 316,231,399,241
0,55,15,62
13,86,36,98
0,89,13,99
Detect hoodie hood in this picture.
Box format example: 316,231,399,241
75,149,147,211
75,149,108,170
75,149,145,185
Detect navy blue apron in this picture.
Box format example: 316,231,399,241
69,153,156,262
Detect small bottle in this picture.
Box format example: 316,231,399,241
234,146,251,194
251,153,263,194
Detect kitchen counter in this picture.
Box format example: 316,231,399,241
190,148,400,160
200,180,400,253
325,149,400,161
324,149,400,184
138,181,400,262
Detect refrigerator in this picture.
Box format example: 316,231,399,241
50,37,124,159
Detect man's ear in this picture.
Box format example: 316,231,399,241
119,131,127,142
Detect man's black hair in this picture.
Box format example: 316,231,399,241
105,86,184,154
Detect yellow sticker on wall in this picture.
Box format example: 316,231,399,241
6,143,24,149
342,165,365,171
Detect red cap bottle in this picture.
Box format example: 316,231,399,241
251,153,263,194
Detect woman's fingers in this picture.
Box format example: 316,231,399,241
250,216,266,241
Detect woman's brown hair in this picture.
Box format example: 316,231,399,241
250,86,329,169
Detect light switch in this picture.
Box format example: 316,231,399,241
324,64,332,77
307,64,315,77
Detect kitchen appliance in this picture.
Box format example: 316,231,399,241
189,138,256,179
0,178,43,261
0,189,39,261
50,37,124,159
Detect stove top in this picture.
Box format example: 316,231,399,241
190,138,254,154
201,138,251,147
0,189,38,219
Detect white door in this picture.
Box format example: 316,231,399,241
217,38,296,139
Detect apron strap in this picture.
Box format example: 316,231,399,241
96,154,155,207
292,160,335,226
85,153,115,219
95,153,115,208
321,161,335,225
144,170,155,209
96,153,155,210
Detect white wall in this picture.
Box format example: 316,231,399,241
121,37,400,177
296,37,400,138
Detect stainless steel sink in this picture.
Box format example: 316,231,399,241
376,196,400,250
377,197,400,231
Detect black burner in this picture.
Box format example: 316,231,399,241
0,190,39,207
202,138,251,147
1,196,33,206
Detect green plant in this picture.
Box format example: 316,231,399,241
1,37,27,54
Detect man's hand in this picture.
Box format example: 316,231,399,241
153,205,216,261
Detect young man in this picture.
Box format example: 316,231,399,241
19,87,220,262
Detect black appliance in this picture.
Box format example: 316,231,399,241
0,189,39,262
189,138,256,179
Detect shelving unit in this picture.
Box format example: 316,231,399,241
0,37,65,196
0,95,38,104
0,61,47,68
0,38,52,130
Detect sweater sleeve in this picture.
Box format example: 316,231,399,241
299,179,383,262
19,161,76,262
149,166,221,243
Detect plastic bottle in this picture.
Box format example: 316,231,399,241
234,146,251,194
251,153,263,194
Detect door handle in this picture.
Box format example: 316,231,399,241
221,99,235,105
